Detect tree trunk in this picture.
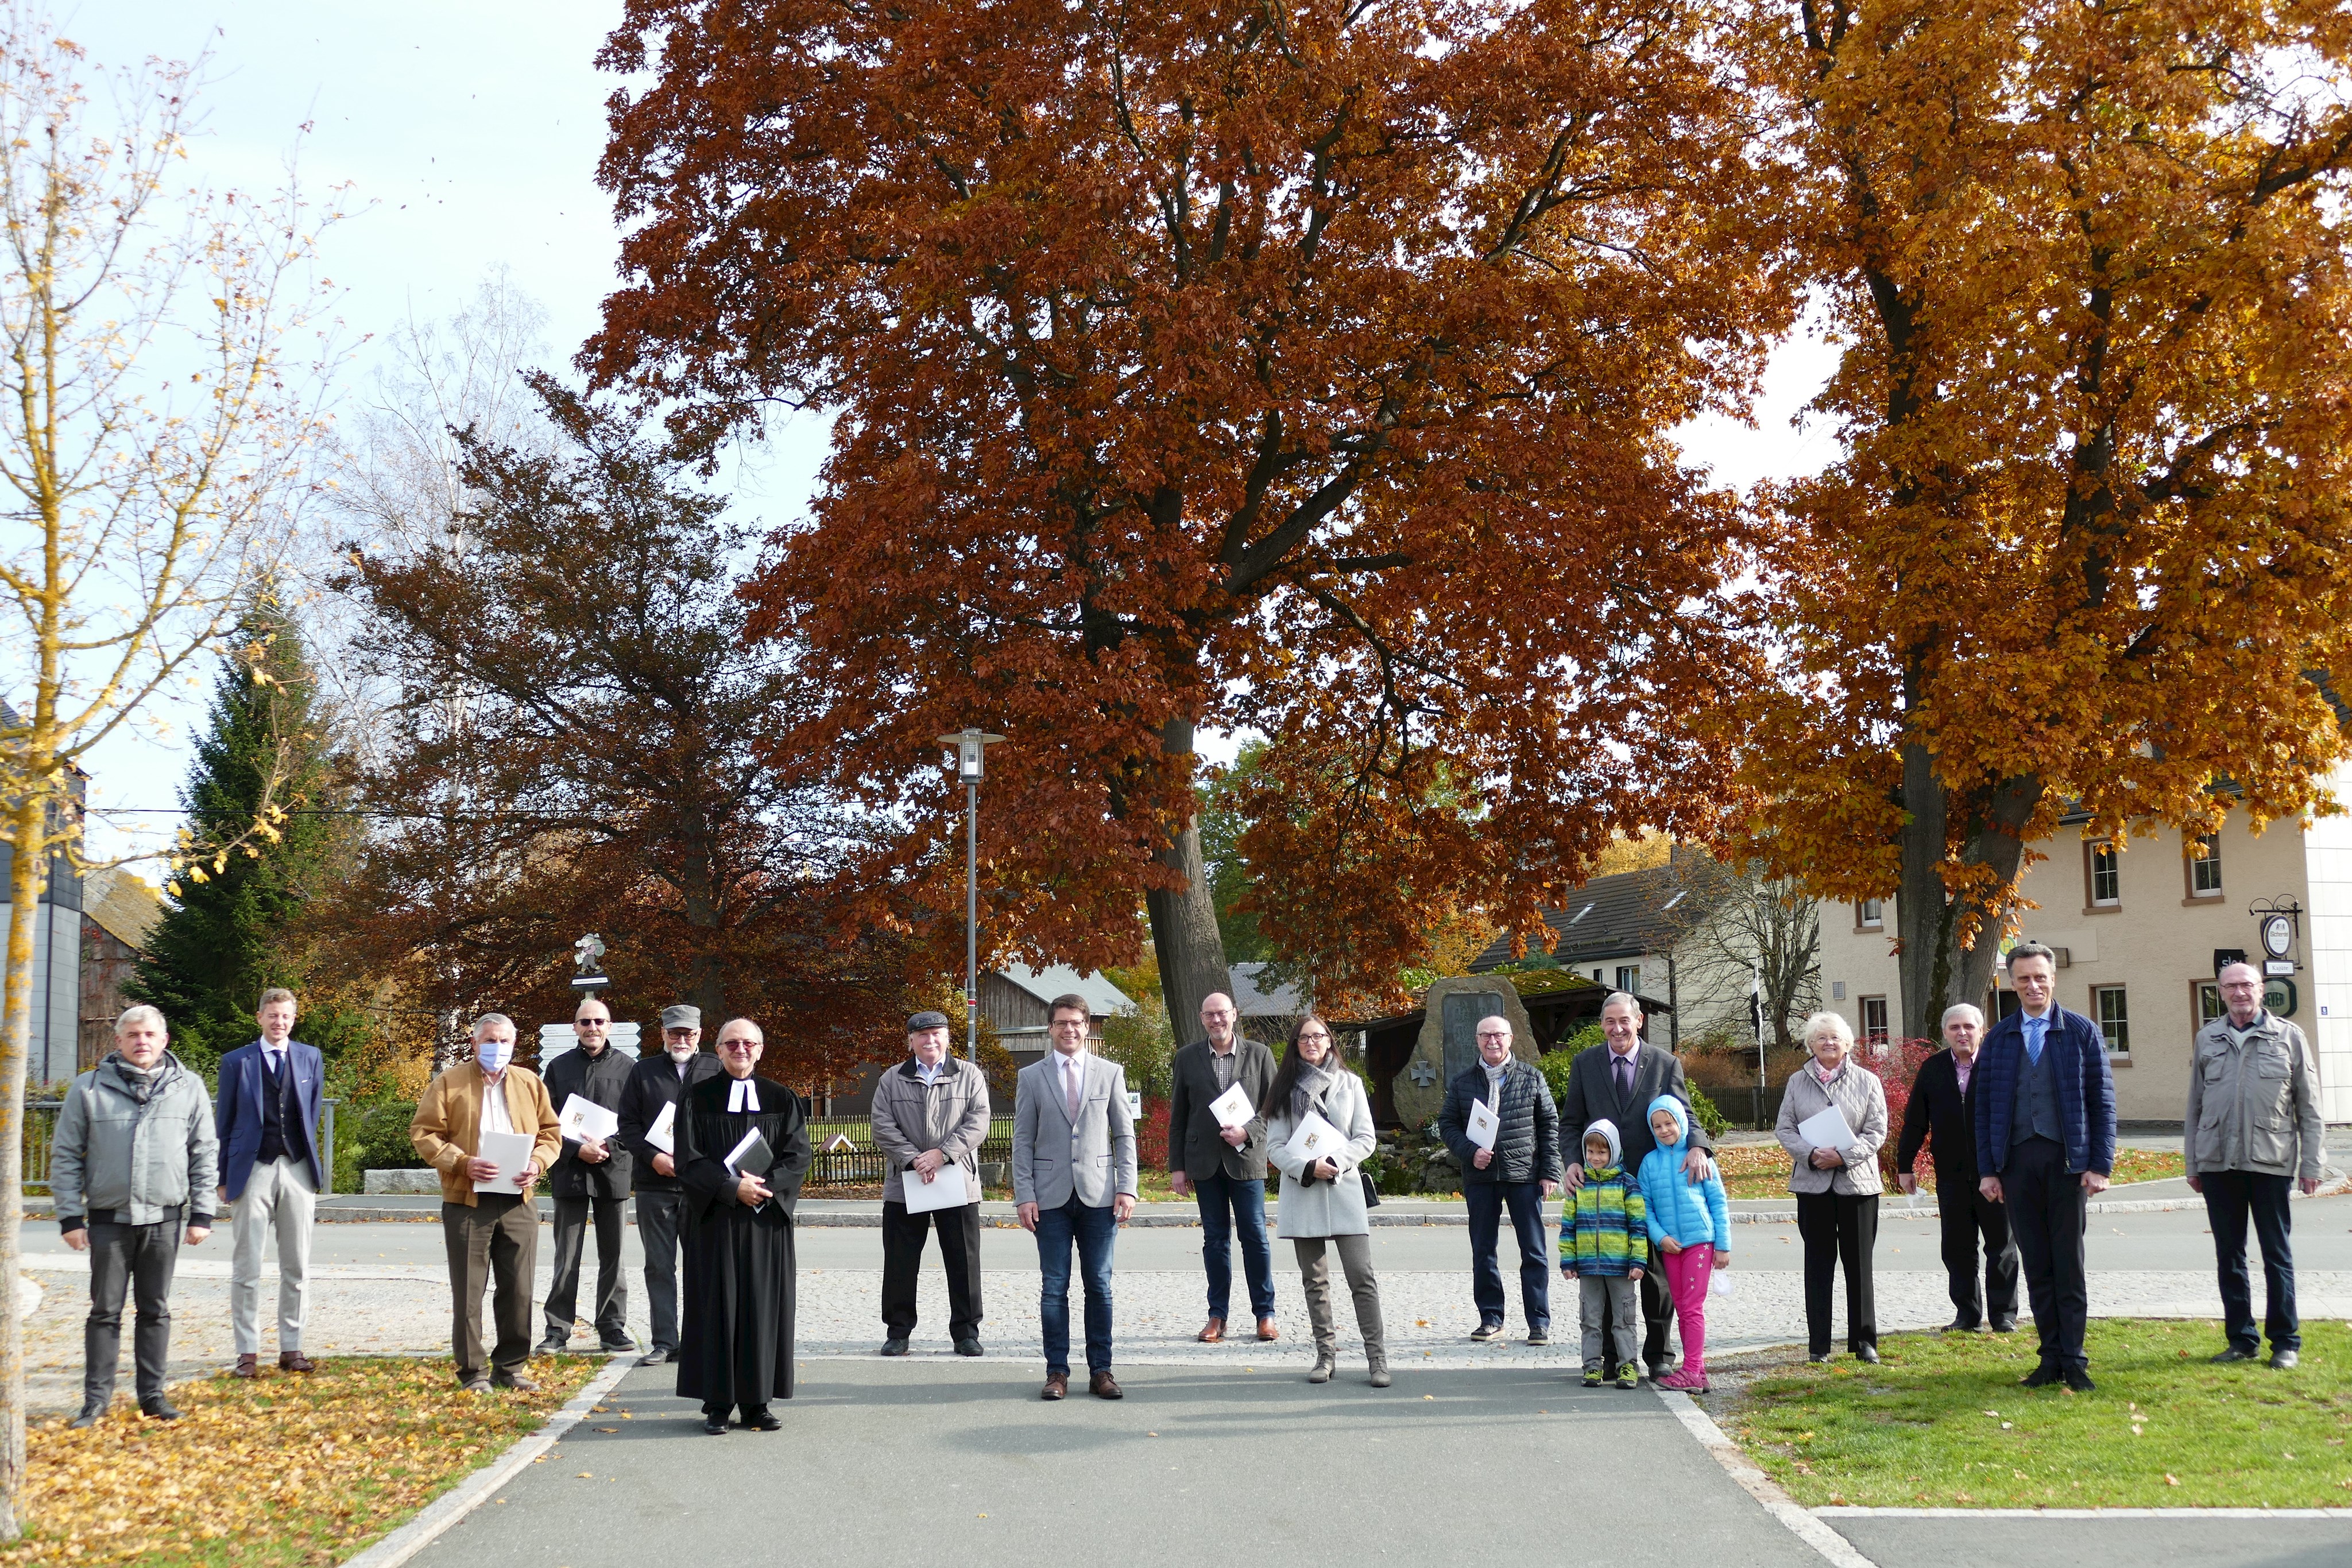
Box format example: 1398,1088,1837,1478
1143,720,1232,1052
1895,740,2039,1042
0,793,45,1540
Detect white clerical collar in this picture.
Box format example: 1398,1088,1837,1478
728,1076,762,1113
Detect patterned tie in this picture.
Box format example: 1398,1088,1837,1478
1066,1056,1084,1123
2024,1017,2045,1065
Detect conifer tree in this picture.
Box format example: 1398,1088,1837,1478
128,595,358,1077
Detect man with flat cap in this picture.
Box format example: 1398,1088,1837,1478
870,1010,992,1356
617,1004,721,1366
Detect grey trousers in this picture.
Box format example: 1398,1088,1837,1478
1580,1274,1641,1372
442,1195,538,1384
1293,1234,1384,1361
84,1219,182,1408
230,1155,314,1354
636,1190,686,1352
544,1195,629,1344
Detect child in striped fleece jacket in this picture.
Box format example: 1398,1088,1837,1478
1558,1118,1648,1388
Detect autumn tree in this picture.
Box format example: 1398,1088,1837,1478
328,375,915,1088
1735,0,2352,1039
0,15,337,1534
586,0,1793,1031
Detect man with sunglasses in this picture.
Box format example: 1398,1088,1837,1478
618,1004,722,1366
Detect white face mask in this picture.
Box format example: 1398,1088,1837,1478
476,1035,515,1074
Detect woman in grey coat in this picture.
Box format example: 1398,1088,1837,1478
1266,1015,1387,1387
1775,1011,1889,1364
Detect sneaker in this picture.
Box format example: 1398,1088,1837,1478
1657,1368,1709,1392
1582,1369,1604,1387
2210,1346,2260,1364
1615,1367,1640,1389
1468,1323,1505,1344
1525,1329,1550,1348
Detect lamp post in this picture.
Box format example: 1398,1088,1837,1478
937,729,1007,1062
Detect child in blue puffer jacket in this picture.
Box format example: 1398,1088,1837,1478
1638,1095,1731,1391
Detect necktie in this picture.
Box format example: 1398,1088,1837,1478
1066,1058,1084,1122
2024,1017,2045,1065
1614,1052,1633,1101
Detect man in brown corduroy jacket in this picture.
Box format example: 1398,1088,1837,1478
410,1013,563,1392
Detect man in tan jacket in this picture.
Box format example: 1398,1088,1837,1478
411,1013,563,1392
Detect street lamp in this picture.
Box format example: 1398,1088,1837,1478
937,729,1007,1062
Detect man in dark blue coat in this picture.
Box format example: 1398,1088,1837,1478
1972,942,2115,1391
215,987,326,1378
1438,1016,1562,1346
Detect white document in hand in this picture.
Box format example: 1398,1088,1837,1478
1282,1109,1353,1171
1207,1082,1254,1129
473,1129,534,1194
1465,1098,1502,1152
902,1162,970,1214
1795,1102,1859,1154
558,1093,620,1144
647,1101,677,1155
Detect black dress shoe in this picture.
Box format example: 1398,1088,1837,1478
1939,1319,1982,1333
2210,1346,2260,1364
139,1398,183,1421
1807,1351,1832,1364
535,1337,568,1356
2020,1364,2061,1387
880,1337,911,1357
2061,1367,2096,1393
1990,1320,2018,1334
67,1403,104,1430
954,1338,984,1357
1854,1345,1881,1364
598,1338,636,1354
745,1408,783,1431
638,1347,672,1366
702,1415,729,1435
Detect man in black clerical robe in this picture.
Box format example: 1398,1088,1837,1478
675,1017,813,1434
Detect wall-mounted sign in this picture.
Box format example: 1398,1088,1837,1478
2260,913,2294,959
2264,978,2298,1018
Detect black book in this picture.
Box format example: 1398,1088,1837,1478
723,1127,775,1210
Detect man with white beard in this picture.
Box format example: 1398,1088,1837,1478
618,1005,724,1365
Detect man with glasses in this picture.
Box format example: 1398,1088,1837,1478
1438,1016,1561,1346
1166,990,1280,1344
2186,961,2325,1370
1013,995,1138,1400
618,1004,721,1366
539,997,636,1355
871,1010,992,1357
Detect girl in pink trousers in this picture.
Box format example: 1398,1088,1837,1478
1636,1095,1731,1391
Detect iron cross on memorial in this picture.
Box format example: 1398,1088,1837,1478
1408,1059,1438,1087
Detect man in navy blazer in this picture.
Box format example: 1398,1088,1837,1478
215,988,327,1377
1972,942,2115,1392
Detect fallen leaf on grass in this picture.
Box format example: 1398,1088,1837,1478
2165,1474,2181,1486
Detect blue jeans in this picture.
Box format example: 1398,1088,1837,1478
1193,1171,1275,1321
1035,1195,1118,1375
2203,1169,2299,1353
1465,1180,1550,1333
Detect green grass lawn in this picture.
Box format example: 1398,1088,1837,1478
1705,1320,2352,1507
1712,1144,2187,1200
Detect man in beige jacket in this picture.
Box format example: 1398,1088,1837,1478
411,1013,563,1392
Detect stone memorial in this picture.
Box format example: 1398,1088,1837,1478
1389,976,1538,1129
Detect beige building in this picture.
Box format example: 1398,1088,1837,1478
1818,794,2352,1124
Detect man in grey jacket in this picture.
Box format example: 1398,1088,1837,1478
52,1005,219,1427
871,1009,992,1357
2186,962,2327,1370
1012,994,1137,1400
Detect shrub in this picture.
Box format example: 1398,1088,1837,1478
353,1101,426,1171
1686,1082,1729,1139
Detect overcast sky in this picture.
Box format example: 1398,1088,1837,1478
60,2,1833,868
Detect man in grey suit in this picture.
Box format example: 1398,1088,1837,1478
1013,993,1138,1400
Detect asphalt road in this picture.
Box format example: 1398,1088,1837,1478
1825,1513,2352,1568
414,1361,1833,1568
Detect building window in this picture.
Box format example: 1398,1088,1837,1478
2087,842,2121,907
1856,899,1884,930
1615,964,1642,995
1860,996,1889,1052
2092,985,2130,1053
1992,989,2021,1023
2194,982,2225,1031
2187,833,2222,898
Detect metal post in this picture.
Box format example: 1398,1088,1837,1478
966,778,979,1063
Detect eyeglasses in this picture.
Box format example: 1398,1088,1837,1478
719,1039,759,1051
664,1028,699,1037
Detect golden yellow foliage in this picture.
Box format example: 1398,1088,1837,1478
0,1357,598,1566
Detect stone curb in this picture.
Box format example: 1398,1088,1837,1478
1812,1507,2352,1519
341,1352,637,1568
1654,1385,1885,1568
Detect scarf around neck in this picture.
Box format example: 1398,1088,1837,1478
1291,1059,1333,1123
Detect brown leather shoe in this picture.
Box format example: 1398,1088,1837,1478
231,1353,259,1379
278,1351,316,1374
1040,1371,1069,1401
1197,1317,1225,1344
1089,1370,1123,1399
1256,1318,1279,1342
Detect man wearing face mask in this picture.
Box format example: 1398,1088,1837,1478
538,997,636,1355
618,1004,721,1366
410,1014,563,1392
